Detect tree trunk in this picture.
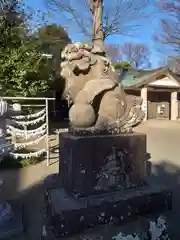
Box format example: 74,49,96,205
91,0,105,54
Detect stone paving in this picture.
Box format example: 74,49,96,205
1,120,180,239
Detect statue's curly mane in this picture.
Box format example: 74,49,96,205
60,42,116,78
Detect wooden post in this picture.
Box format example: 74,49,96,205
24,125,28,140
12,131,16,145
46,98,50,166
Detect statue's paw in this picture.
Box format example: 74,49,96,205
69,103,96,128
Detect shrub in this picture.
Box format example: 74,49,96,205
0,150,45,169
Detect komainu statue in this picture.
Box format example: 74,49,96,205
60,42,145,135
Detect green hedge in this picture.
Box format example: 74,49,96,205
0,150,45,169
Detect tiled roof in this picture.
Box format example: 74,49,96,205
118,67,166,87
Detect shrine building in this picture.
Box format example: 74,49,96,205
119,67,180,121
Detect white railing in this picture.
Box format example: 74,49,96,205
1,97,55,166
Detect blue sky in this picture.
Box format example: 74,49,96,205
23,0,165,69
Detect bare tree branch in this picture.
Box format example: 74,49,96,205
106,42,150,68
154,0,180,54
105,44,121,61
168,56,180,73
45,0,92,39
120,43,150,68
44,0,156,40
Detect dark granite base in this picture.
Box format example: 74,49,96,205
0,202,23,239
59,133,147,198
44,182,172,238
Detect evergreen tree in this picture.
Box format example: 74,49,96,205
0,1,51,97
0,0,27,48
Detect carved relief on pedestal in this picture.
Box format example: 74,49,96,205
94,146,133,191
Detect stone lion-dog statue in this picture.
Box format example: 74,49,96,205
60,42,145,135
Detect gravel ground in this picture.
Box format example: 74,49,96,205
1,120,180,239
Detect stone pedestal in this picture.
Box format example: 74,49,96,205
44,133,172,238
44,178,172,238
0,179,23,240
0,201,23,239
59,133,147,197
